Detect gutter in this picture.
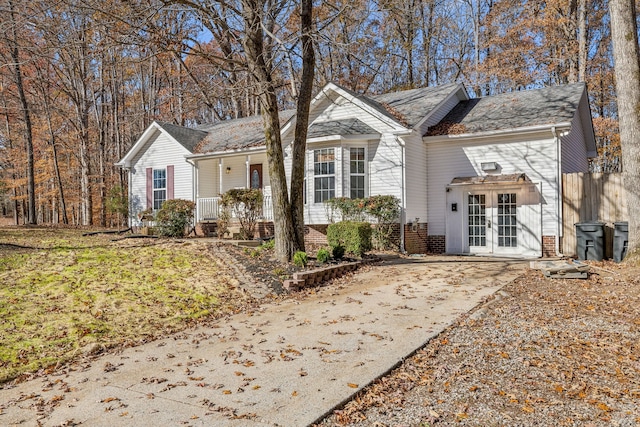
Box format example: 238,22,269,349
423,122,573,143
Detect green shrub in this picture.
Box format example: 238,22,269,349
324,197,366,222
327,221,372,257
220,188,263,240
155,199,195,237
365,195,401,250
293,251,308,267
316,248,331,264
331,245,345,260
260,238,275,250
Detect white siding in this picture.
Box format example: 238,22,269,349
561,112,589,173
426,135,559,237
129,129,193,221
197,158,219,198
403,133,428,222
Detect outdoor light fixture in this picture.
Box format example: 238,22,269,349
226,166,231,174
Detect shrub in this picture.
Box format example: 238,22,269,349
327,221,372,257
324,197,366,222
155,199,196,237
365,195,401,250
331,245,345,260
220,188,263,240
316,248,331,264
260,238,275,250
293,251,308,267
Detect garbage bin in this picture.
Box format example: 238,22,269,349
613,221,628,263
575,222,605,261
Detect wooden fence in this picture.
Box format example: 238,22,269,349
561,172,627,258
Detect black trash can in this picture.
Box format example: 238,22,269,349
613,221,628,263
575,222,605,261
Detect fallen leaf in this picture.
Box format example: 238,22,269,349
347,383,359,388
291,390,298,396
223,390,232,395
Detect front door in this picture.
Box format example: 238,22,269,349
250,164,263,189
467,191,519,255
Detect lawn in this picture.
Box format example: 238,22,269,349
0,227,250,383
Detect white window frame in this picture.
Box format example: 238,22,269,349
153,168,166,210
313,148,335,203
349,146,366,199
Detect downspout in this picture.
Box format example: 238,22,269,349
552,126,564,257
396,135,407,253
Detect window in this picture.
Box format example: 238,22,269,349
350,147,365,199
314,148,335,203
153,168,166,210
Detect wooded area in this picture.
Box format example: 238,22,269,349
0,0,632,227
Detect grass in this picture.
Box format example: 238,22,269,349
0,227,247,383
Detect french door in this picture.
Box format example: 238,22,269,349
467,191,518,255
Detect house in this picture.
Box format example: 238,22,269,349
116,82,596,257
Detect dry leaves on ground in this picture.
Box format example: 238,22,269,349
319,261,640,426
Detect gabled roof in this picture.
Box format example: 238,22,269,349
329,83,461,129
115,121,208,168
427,83,586,136
157,122,208,152
307,118,378,139
194,110,296,153
369,83,461,128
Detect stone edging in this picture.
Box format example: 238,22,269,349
283,258,378,291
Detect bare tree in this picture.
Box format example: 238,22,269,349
609,0,640,257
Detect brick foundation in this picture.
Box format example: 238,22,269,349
542,235,556,257
404,223,428,254
304,224,329,245
427,235,446,254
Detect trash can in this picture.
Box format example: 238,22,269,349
575,222,605,261
613,221,628,263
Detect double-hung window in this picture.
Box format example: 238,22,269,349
314,148,335,203
350,147,365,199
153,168,167,210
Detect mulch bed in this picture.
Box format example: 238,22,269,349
318,260,640,426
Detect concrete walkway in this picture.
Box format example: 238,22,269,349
0,256,526,427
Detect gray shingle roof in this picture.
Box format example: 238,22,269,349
369,83,460,128
427,83,585,136
156,122,208,152
307,118,378,139
334,83,459,128
194,110,296,153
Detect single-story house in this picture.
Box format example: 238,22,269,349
116,82,596,257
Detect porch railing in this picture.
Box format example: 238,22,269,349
196,195,273,222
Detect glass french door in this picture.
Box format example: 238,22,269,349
468,191,518,254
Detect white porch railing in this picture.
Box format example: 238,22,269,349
196,195,273,222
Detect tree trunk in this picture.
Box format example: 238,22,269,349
290,0,315,252
577,0,587,82
241,0,297,262
8,0,36,224
609,0,640,257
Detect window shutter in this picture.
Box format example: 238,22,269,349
167,165,174,199
146,167,153,209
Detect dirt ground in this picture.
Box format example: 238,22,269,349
317,260,640,426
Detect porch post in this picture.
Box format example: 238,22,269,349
246,155,250,188
219,159,223,195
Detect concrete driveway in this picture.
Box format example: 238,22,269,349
0,255,526,427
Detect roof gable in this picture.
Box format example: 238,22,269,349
427,83,586,136
116,121,207,168
157,122,208,152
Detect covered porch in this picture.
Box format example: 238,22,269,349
190,150,273,222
